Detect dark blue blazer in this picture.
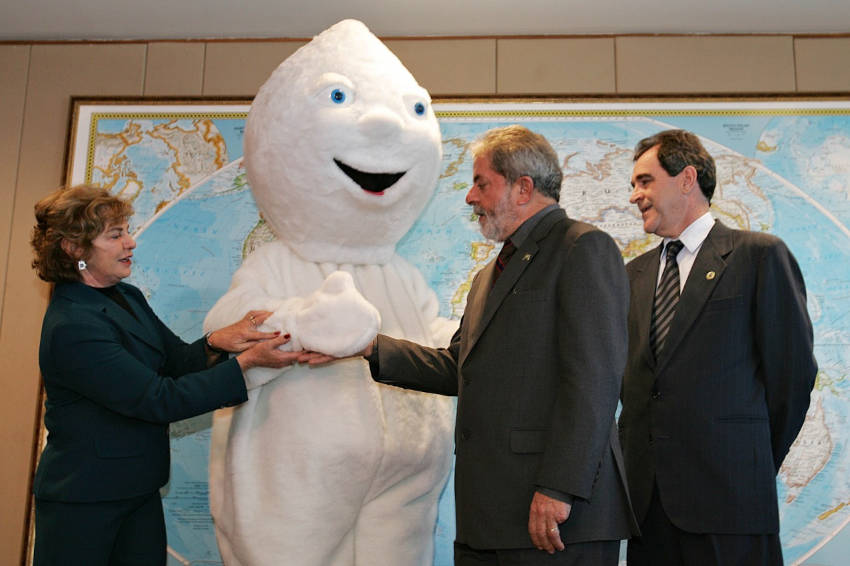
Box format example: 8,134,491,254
34,281,247,502
619,221,816,534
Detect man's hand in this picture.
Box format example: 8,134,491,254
528,491,570,554
296,351,338,366
297,338,376,367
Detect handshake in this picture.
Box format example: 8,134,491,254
206,270,381,389
258,270,380,360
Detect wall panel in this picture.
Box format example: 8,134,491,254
0,43,30,564
203,41,305,96
616,36,796,93
795,37,850,91
497,37,616,94
0,45,29,328
386,38,497,95
145,42,206,96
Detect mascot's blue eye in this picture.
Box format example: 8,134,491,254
331,89,347,104
414,102,426,116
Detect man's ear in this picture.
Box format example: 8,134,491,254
60,238,81,259
680,165,698,194
514,175,534,205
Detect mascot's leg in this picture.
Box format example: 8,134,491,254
209,406,237,564
213,366,386,566
354,387,454,566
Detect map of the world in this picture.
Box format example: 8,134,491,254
64,100,850,566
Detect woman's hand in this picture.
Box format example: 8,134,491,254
236,333,302,371
206,310,279,353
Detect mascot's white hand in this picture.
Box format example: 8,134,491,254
294,271,381,358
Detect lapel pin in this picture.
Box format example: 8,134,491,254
706,271,716,280
522,253,532,261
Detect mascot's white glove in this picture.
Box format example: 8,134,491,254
295,271,381,357
261,271,381,358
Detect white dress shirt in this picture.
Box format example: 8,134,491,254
657,212,715,293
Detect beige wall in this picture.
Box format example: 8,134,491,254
1,33,848,564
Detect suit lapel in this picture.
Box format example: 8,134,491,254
114,284,166,352
57,282,165,354
459,260,493,366
656,221,733,371
460,208,563,366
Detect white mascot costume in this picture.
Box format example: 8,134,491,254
203,19,456,566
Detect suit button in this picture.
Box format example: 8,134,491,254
651,391,662,401
462,377,471,387
460,429,472,441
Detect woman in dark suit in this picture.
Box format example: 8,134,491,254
30,184,299,566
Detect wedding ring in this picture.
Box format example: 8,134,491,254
549,526,558,533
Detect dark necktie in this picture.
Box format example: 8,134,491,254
650,240,684,358
492,240,516,287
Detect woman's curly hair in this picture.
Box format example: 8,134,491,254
31,184,133,283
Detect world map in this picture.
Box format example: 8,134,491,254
66,100,850,566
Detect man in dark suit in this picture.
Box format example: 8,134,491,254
620,129,817,565
359,125,637,565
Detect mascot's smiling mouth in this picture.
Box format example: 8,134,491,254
334,159,405,195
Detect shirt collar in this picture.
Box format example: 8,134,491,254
664,211,714,254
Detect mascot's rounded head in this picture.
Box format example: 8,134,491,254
245,19,443,265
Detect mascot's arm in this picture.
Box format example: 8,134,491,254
203,243,301,389
204,243,295,332
205,243,380,388
292,270,380,357
403,257,458,348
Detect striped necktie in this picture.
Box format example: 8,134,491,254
650,240,684,359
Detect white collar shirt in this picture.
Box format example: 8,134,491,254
657,211,715,293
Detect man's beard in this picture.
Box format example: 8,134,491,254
477,191,519,241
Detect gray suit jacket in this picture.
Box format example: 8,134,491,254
372,208,638,549
619,220,817,534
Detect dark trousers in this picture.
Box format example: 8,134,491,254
455,540,620,566
627,484,783,566
34,491,166,566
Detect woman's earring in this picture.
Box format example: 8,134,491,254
78,259,87,271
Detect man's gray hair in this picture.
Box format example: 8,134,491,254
470,125,562,201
